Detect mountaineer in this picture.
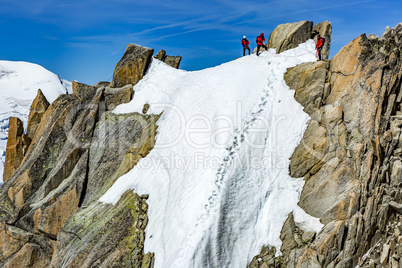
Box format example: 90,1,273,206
256,33,268,56
315,34,325,61
241,36,251,56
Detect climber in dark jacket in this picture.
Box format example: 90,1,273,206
256,33,268,56
241,36,251,56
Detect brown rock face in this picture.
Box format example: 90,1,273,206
296,248,321,268
294,31,401,266
111,43,154,88
72,80,97,102
104,84,134,111
26,89,50,140
164,55,182,69
266,20,332,59
3,117,24,183
81,112,160,207
0,223,31,261
6,243,47,268
50,191,152,268
251,23,402,268
0,223,55,267
36,186,79,237
2,92,98,217
267,20,313,53
0,42,163,267
93,81,111,88
284,61,329,118
280,213,298,257
15,151,88,239
154,49,182,69
21,133,32,153
154,49,166,61
0,91,102,253
290,120,329,178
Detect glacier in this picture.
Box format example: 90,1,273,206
100,40,324,267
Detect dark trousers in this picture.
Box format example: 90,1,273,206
243,46,251,56
256,44,268,56
317,47,322,60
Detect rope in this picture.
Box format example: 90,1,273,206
106,73,113,82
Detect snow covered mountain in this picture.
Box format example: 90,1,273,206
0,40,324,267
0,61,71,183
2,21,402,268
100,40,323,267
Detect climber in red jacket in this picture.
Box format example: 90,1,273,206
256,33,268,56
241,36,251,56
316,34,325,61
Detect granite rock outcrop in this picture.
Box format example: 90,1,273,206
4,19,402,268
267,20,314,54
0,43,167,267
253,20,332,59
154,49,182,68
3,117,24,183
250,23,402,268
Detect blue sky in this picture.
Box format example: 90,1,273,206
1,0,401,85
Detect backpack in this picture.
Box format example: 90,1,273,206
256,36,259,43
317,37,325,48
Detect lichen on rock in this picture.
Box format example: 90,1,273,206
0,43,162,267
251,22,402,268
50,191,152,267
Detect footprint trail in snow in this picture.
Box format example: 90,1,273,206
100,41,323,268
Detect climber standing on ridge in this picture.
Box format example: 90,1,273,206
241,36,251,56
315,34,325,61
256,33,268,57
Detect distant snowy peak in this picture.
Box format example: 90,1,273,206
0,61,70,101
0,60,71,183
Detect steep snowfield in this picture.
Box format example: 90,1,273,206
100,40,323,267
0,61,71,183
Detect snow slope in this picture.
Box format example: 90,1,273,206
100,40,323,267
0,61,71,183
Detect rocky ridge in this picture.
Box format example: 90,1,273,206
250,22,402,268
254,20,331,60
0,45,180,267
1,20,401,268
